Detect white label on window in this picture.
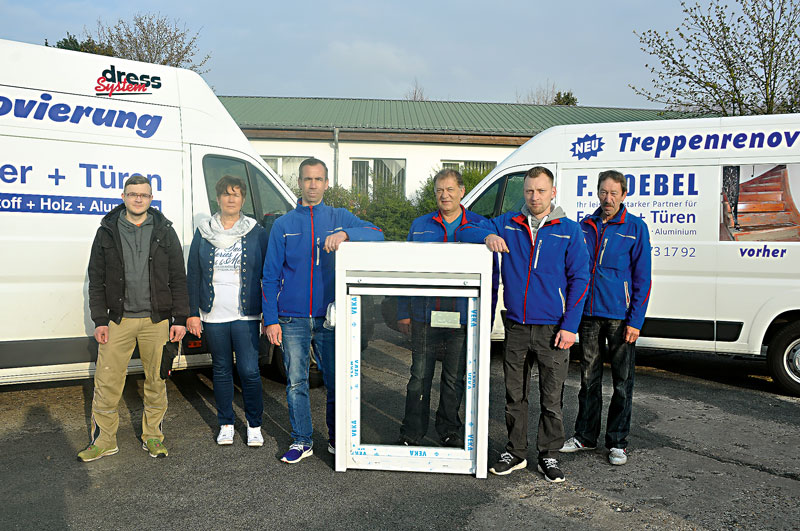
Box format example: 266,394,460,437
431,311,460,329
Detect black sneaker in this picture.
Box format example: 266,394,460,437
441,434,464,448
397,436,417,446
537,456,565,483
489,452,527,475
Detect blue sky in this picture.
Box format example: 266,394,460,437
0,0,686,108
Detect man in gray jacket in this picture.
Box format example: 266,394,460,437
78,174,188,462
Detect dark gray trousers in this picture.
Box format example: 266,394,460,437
503,320,570,460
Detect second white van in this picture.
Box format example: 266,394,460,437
462,114,800,395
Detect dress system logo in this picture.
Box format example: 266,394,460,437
570,134,604,160
94,65,162,97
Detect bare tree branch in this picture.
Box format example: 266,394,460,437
404,78,428,101
631,0,800,115
94,13,211,73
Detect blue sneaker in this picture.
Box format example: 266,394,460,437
280,443,313,463
328,439,335,455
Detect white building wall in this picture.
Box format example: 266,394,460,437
248,138,516,197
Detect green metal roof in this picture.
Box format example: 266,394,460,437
218,96,684,136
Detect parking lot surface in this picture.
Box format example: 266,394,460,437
1,325,798,530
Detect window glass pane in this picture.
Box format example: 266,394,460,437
352,160,370,194
280,156,308,186
202,156,255,216
374,158,406,194
501,173,526,214
359,293,468,450
469,177,502,218
261,157,279,173
464,160,496,173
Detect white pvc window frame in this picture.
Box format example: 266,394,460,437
335,242,493,478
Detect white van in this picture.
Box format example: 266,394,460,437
462,114,800,395
0,39,297,384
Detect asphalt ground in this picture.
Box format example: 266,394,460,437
1,324,798,530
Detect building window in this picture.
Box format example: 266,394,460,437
441,160,497,174
351,158,406,195
262,156,310,187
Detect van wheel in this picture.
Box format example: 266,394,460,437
767,322,800,396
270,345,324,389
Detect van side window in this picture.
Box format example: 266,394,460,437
470,178,502,218
500,173,526,214
202,156,256,216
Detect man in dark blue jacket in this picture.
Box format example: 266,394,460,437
262,158,384,464
561,170,651,466
396,169,490,448
458,166,590,483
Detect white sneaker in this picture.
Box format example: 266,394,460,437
560,436,596,453
608,447,628,465
247,423,263,447
217,424,234,445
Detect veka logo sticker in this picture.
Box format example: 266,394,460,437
95,65,162,97
571,134,604,160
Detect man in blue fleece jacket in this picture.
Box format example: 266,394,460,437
561,170,651,466
457,166,590,483
396,168,492,448
262,158,383,464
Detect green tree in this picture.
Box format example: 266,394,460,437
516,80,578,105
46,32,114,56
553,90,578,106
325,184,369,217
364,181,417,241
633,0,800,115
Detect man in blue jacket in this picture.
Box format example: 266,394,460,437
458,166,590,483
396,169,492,448
561,170,651,466
262,158,384,464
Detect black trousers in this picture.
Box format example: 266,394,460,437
573,317,636,449
400,321,467,443
503,320,570,460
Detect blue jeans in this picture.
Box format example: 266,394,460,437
204,320,263,428
573,317,636,449
400,321,467,443
279,316,335,447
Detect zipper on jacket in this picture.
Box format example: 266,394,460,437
558,287,565,313
522,228,538,324
598,238,608,265
533,240,542,269
589,224,608,315
309,205,315,317
624,280,630,308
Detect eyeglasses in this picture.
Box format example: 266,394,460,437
125,193,152,200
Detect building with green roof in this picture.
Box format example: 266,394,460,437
218,96,679,196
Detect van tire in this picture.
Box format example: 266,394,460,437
767,322,800,396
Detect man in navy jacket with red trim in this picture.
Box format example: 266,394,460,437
262,158,383,464
458,166,590,482
561,170,651,466
396,169,492,448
